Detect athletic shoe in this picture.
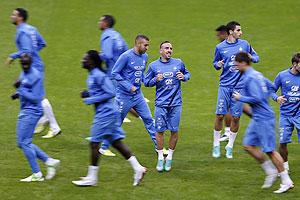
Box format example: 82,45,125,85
45,158,60,180
163,148,169,156
123,118,131,123
20,174,44,182
72,178,97,186
34,122,48,134
261,173,278,188
164,159,172,172
85,137,91,141
212,146,220,158
273,183,294,193
42,129,61,138
133,167,147,186
219,134,229,142
144,98,150,103
225,146,233,159
99,148,116,157
156,159,164,172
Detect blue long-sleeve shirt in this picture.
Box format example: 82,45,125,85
269,68,300,116
84,68,117,118
145,58,190,107
17,68,43,113
238,67,274,120
10,23,46,72
100,28,128,76
111,49,148,96
213,39,259,88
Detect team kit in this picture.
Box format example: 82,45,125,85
5,8,300,194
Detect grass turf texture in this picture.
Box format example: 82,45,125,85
0,0,300,199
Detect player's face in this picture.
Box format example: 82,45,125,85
235,61,247,72
137,39,150,54
216,31,228,42
11,10,20,25
232,26,242,39
293,62,300,74
20,59,31,72
82,54,91,69
98,17,106,30
160,43,173,60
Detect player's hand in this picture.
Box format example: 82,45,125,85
131,86,137,92
5,57,14,66
13,80,21,88
11,93,19,100
217,60,224,68
80,90,90,98
176,71,184,81
233,91,241,100
156,73,163,82
276,96,287,104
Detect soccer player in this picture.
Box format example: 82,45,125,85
12,54,60,182
72,50,146,186
6,8,61,138
145,41,190,172
270,53,300,172
233,52,294,194
215,24,253,142
111,35,157,147
212,21,259,158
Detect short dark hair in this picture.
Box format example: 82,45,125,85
102,15,115,28
215,25,227,32
160,41,171,48
291,53,300,64
235,52,251,65
15,8,28,22
20,53,32,65
226,21,240,34
135,34,150,43
87,50,104,71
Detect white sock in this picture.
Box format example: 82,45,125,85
42,99,60,131
45,157,54,166
280,170,293,185
37,114,48,125
127,156,143,171
157,150,164,160
213,130,221,147
227,131,237,148
87,165,99,181
166,149,174,160
283,161,289,171
261,160,277,175
224,127,230,136
34,171,43,177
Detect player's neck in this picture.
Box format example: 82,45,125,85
291,67,300,75
227,36,237,43
160,57,170,62
133,47,142,55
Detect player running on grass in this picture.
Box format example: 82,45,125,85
233,52,294,193
145,41,190,172
212,21,259,159
6,8,61,139
11,54,60,182
72,50,146,186
270,53,300,173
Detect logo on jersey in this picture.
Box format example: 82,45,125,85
131,61,135,65
134,66,144,70
222,50,228,54
291,86,299,92
163,72,173,78
134,71,142,77
285,80,290,84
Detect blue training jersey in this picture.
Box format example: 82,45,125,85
17,67,43,113
239,67,275,120
213,39,259,88
10,23,46,72
270,68,300,116
100,28,128,76
84,68,117,118
145,58,190,107
111,49,148,96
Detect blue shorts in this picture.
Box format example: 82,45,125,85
279,115,300,143
155,106,182,132
215,86,243,117
90,113,125,144
243,118,276,153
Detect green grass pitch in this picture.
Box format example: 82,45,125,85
0,0,299,199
